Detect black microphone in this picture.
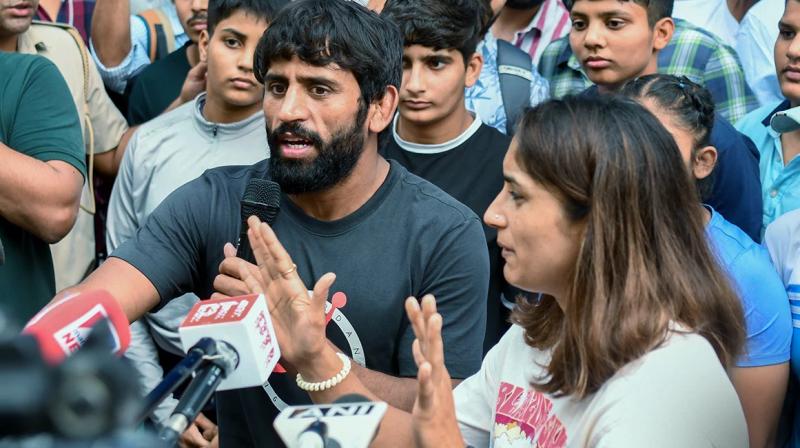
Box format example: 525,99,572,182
157,340,239,446
237,179,281,263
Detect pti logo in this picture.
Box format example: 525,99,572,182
190,299,250,323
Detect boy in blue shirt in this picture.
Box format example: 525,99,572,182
736,0,800,233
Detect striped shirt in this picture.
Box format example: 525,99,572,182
505,0,570,67
35,0,95,45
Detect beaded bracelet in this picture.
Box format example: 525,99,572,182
296,352,352,392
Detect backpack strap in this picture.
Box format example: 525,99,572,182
63,25,96,215
137,8,177,62
496,39,533,136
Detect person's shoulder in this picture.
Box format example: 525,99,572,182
593,330,747,447
0,51,53,72
132,99,195,142
707,209,760,257
610,330,728,393
28,20,81,40
736,100,785,134
471,123,511,157
167,160,268,204
766,208,800,247
0,52,61,90
672,18,725,47
392,162,482,224
201,160,269,185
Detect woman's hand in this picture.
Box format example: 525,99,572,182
238,216,336,370
406,295,465,448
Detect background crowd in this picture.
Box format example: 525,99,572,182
2,0,800,446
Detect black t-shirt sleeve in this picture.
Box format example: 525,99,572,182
110,177,211,308
397,215,489,379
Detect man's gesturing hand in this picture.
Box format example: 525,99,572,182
238,216,336,369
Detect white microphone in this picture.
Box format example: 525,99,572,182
178,293,281,390
273,394,387,448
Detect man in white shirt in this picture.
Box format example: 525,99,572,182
736,0,784,106
672,0,740,43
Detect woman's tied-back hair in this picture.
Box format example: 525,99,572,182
253,0,403,107
511,95,744,398
620,74,717,198
621,74,715,149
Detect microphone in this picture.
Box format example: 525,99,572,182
177,293,281,391
158,339,238,445
237,179,281,262
23,290,131,364
273,394,388,448
137,338,218,424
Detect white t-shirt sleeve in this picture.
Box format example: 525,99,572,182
453,325,521,447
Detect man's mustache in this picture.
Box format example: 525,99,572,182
187,12,208,25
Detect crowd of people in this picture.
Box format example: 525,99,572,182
1,0,800,446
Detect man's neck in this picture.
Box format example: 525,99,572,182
186,43,200,67
288,142,390,221
396,104,474,145
202,91,260,124
492,5,542,42
0,35,18,52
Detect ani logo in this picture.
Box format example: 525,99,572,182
262,291,365,410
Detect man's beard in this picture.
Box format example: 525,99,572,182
505,0,545,9
266,104,368,195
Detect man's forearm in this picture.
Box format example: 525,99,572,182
0,143,83,242
352,363,418,412
351,363,463,412
91,0,132,67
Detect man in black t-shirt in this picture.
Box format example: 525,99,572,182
380,0,513,352
59,1,489,446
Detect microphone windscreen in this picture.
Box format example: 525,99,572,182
23,290,131,364
241,179,281,225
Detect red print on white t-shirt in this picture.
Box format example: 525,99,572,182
493,382,567,447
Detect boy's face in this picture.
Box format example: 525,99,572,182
776,0,800,104
174,0,208,43
199,10,266,109
569,0,670,91
398,45,481,129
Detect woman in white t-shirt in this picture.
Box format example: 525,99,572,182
238,95,749,447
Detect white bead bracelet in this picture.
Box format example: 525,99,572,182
296,352,352,392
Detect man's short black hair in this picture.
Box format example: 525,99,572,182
254,0,402,107
564,0,674,26
380,0,490,64
207,0,288,35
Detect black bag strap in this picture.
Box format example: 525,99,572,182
497,39,533,135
